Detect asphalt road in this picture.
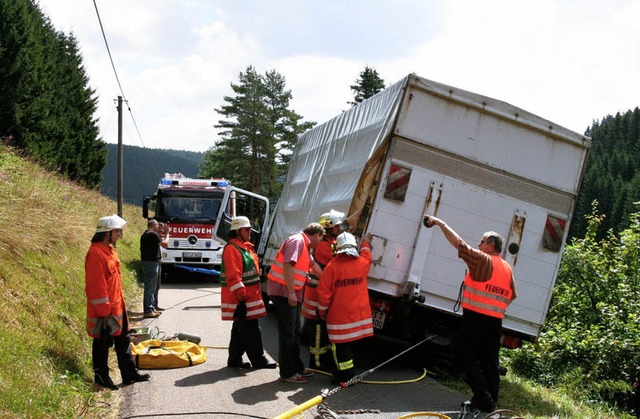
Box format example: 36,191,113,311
118,277,468,419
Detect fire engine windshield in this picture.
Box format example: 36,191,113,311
157,192,222,221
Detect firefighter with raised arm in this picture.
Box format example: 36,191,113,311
302,210,347,371
424,215,517,412
317,232,373,385
220,216,275,370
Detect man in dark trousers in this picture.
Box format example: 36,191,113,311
86,214,150,389
424,215,517,412
140,219,168,318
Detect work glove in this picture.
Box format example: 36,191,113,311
234,286,247,300
233,301,247,320
99,320,114,348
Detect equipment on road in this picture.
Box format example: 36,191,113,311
273,334,437,419
130,339,206,369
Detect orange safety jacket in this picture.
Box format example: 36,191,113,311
303,236,335,319
461,254,514,319
317,242,373,344
267,233,311,291
220,238,266,321
85,242,126,338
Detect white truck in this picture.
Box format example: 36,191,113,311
256,73,590,348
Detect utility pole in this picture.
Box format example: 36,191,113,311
117,96,123,217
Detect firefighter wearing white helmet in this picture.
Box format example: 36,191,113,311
220,216,275,369
302,210,346,370
317,232,373,384
86,214,150,389
94,214,127,245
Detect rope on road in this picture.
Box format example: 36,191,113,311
307,367,430,385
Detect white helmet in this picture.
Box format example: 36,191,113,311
335,232,359,256
95,214,127,233
230,216,252,231
319,210,345,229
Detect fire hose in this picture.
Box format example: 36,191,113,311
272,334,439,419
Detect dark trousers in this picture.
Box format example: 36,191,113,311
92,311,137,381
228,318,268,366
271,296,305,378
154,266,162,308
331,342,355,383
454,309,502,403
305,319,333,371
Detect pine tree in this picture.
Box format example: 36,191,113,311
349,66,386,106
0,0,106,188
201,66,314,200
570,107,640,239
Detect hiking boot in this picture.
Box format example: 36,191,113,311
121,372,150,385
469,391,496,412
253,361,277,369
95,374,119,390
279,373,310,383
227,361,252,369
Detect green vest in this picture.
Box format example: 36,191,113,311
220,243,260,286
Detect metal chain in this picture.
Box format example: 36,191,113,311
317,402,381,418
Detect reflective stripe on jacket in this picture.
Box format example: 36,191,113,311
220,238,266,321
317,242,373,344
461,254,514,319
267,233,310,290
85,242,125,337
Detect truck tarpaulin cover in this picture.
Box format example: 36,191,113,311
267,76,409,250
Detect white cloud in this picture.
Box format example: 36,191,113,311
39,0,640,151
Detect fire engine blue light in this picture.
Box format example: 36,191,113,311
160,179,172,185
217,181,230,187
206,242,211,248
173,240,180,247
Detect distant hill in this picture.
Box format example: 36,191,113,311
101,144,204,205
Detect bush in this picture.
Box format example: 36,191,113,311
507,203,640,413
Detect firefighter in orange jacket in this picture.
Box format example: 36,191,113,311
317,232,373,384
302,210,346,371
220,216,275,369
85,215,149,390
424,215,517,412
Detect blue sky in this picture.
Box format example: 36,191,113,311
41,0,640,152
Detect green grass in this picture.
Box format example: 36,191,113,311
435,359,632,418
0,145,144,418
0,144,631,418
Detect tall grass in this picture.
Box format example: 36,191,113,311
0,145,145,418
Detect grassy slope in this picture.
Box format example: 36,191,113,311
0,145,144,418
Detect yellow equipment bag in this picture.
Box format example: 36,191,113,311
130,339,207,369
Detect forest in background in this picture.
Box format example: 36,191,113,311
100,143,203,205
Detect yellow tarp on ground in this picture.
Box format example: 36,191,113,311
131,339,207,369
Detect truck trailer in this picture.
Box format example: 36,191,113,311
257,74,591,347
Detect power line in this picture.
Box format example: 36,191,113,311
92,0,146,148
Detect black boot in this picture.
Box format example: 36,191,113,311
121,371,150,385
94,374,119,390
469,391,495,412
